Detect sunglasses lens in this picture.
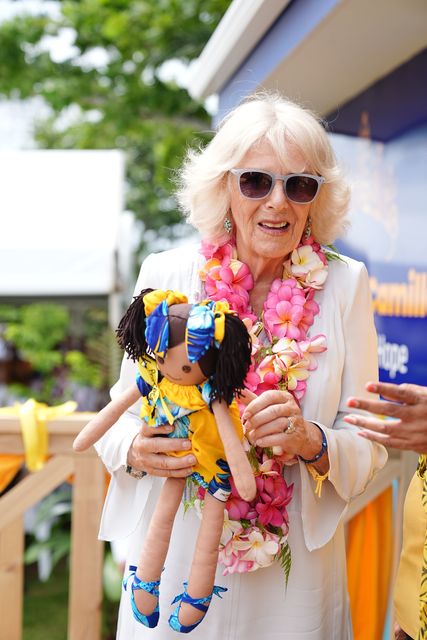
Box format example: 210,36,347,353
286,175,319,203
239,171,272,199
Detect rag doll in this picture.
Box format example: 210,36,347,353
73,288,256,633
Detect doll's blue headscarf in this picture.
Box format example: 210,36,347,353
144,290,230,362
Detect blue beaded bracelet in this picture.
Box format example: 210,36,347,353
298,424,328,464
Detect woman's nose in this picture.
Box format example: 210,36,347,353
266,179,289,208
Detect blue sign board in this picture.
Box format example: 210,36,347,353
332,125,427,385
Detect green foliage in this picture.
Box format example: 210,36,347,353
324,244,346,263
23,562,69,640
24,529,71,571
2,301,111,404
103,550,123,602
0,304,21,323
0,0,230,258
24,488,73,575
5,304,69,373
65,350,103,388
23,557,119,640
277,541,292,585
247,445,260,473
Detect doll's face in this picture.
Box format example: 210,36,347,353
156,342,207,386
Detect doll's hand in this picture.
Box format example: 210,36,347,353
127,423,196,478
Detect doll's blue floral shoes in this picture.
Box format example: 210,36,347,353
168,581,227,633
123,565,161,628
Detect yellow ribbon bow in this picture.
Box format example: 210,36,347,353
143,290,188,317
198,299,233,345
0,399,77,472
137,357,175,426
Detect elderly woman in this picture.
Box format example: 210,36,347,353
95,93,387,639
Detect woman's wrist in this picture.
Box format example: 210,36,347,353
125,433,147,477
298,422,328,466
124,463,147,479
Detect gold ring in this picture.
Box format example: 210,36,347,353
284,416,296,434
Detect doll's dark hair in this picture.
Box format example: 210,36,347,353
116,288,252,404
213,312,252,405
116,287,153,361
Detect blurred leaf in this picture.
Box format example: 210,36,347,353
24,530,71,572
0,305,21,323
103,551,123,602
5,304,69,374
65,350,102,388
3,300,111,403
33,488,72,527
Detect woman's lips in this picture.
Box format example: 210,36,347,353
258,221,290,233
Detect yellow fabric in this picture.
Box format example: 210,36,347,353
196,299,235,345
0,399,77,472
137,356,175,425
143,290,188,316
159,378,209,411
394,471,426,639
207,300,230,344
0,454,24,493
140,378,243,490
306,464,329,497
347,488,393,640
417,455,427,640
213,310,225,344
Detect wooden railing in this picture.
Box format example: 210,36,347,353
0,414,416,640
0,413,104,640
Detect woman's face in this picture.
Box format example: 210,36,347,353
229,140,313,263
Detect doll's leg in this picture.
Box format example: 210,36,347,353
175,492,225,627
133,476,185,616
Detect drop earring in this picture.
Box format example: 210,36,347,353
303,216,312,239
223,217,232,234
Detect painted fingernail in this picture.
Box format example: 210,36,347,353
182,440,191,449
347,398,359,408
345,415,357,424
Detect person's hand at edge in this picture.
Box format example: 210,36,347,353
345,381,427,453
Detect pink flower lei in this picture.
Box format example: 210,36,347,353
195,235,330,580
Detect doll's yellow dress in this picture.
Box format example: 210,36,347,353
138,373,243,502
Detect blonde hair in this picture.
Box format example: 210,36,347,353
176,92,350,246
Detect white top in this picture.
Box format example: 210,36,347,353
95,244,387,640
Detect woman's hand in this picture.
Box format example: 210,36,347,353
345,381,427,454
241,389,329,472
126,421,196,478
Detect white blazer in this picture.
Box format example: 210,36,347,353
95,244,387,640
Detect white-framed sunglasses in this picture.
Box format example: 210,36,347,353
230,168,325,204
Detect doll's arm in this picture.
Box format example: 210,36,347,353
212,399,256,502
73,384,141,452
